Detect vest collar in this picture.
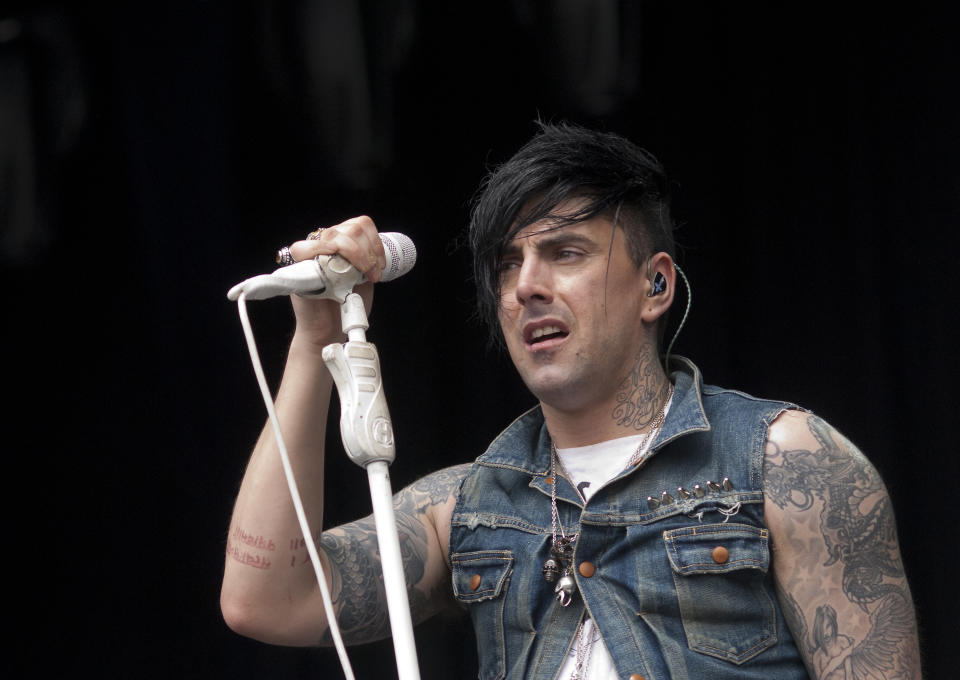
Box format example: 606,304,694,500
476,356,711,475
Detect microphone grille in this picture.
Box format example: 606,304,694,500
379,232,417,281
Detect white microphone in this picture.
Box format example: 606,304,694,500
227,232,416,303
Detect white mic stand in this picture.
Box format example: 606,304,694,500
321,292,421,680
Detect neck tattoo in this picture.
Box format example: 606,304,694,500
612,347,669,430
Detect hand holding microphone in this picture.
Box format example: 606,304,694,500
227,217,414,466
228,219,416,304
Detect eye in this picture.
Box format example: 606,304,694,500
497,258,520,277
555,248,583,261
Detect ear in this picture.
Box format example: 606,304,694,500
640,251,676,325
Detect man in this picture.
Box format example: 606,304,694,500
221,124,921,679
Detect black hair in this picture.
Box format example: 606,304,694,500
469,122,676,345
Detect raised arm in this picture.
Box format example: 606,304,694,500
220,216,458,646
763,409,921,679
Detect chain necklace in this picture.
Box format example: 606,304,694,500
544,384,673,678
544,387,673,593
546,451,594,678
628,383,673,467
545,446,579,606
571,618,602,680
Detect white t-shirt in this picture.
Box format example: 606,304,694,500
553,405,670,679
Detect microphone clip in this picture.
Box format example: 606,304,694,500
321,293,396,467
299,255,365,304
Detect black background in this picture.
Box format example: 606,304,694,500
4,2,957,677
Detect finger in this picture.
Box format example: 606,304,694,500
286,232,380,279
336,216,387,280
288,217,386,281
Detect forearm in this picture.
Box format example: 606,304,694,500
221,330,339,644
221,216,386,644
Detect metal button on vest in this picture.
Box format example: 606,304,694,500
712,546,729,564
629,674,645,680
469,574,482,590
578,561,595,578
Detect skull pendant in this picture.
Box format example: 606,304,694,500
555,574,577,606
542,557,561,582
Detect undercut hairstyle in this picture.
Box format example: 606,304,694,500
469,122,676,346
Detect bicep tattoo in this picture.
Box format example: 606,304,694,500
319,518,392,644
765,415,920,679
766,416,904,609
318,464,470,645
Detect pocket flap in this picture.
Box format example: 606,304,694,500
451,550,513,603
664,523,769,575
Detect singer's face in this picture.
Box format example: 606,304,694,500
496,202,652,415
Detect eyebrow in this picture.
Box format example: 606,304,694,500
501,229,599,258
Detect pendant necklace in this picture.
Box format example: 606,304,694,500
544,383,674,598
543,384,673,677
542,451,598,679
542,445,580,606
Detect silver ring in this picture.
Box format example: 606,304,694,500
307,228,324,241
275,246,295,266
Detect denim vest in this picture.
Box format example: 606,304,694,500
449,358,808,680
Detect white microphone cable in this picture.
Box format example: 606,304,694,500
236,291,356,680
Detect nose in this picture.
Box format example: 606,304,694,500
514,256,553,306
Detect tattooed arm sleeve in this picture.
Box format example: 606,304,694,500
763,410,921,679
316,463,470,646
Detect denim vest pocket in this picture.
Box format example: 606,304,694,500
663,523,777,664
452,550,513,679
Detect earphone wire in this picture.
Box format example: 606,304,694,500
236,293,356,680
663,263,692,371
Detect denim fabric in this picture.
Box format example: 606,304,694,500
449,358,808,680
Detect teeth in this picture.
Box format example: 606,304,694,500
531,325,563,340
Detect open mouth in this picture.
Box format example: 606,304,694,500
528,324,568,346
